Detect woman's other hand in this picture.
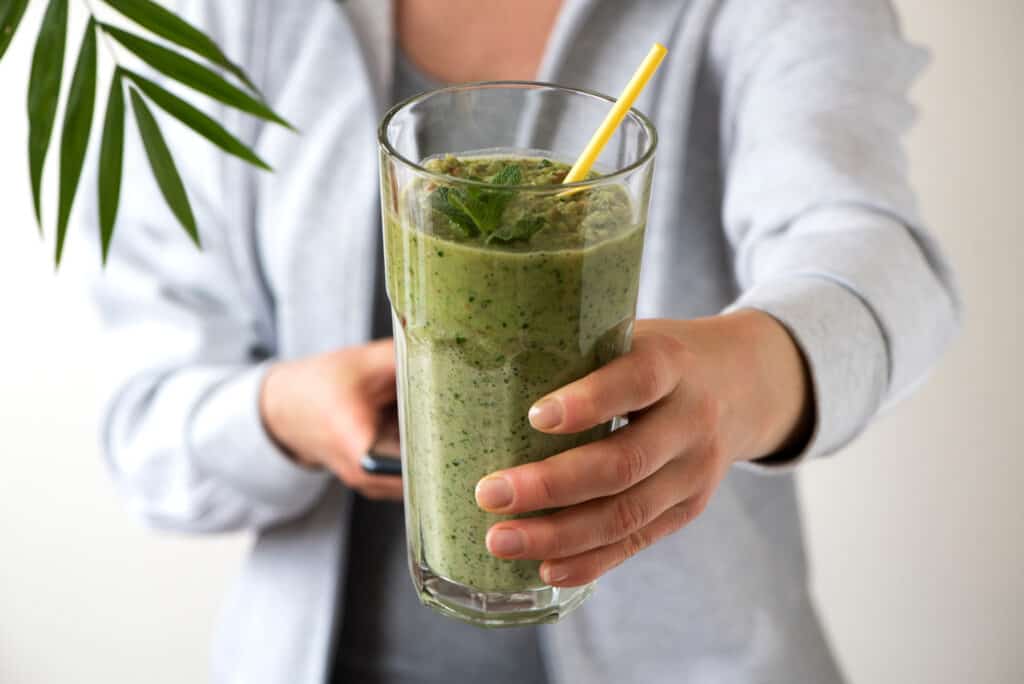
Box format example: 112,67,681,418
260,339,403,500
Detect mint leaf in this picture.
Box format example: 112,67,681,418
430,162,523,239
431,186,477,237
463,164,520,234
486,216,547,245
491,164,522,186
446,188,493,232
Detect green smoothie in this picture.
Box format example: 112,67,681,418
384,155,644,593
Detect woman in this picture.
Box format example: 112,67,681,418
84,0,959,682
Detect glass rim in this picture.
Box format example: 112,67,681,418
378,80,659,192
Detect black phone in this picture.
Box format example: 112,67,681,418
360,451,402,476
360,402,402,476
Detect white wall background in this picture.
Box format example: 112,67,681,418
0,1,1020,682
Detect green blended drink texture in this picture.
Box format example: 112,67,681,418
384,154,645,593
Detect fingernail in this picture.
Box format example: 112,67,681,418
542,563,569,585
487,528,525,557
475,476,513,510
529,397,563,430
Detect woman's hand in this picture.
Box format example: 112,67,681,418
475,311,813,586
259,339,403,500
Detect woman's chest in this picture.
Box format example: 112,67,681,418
395,0,562,82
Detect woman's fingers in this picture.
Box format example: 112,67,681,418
527,333,687,434
360,479,404,501
539,495,709,587
478,390,719,514
358,340,399,405
328,384,404,501
476,403,672,513
485,456,702,561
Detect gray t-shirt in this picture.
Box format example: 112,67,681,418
330,50,550,684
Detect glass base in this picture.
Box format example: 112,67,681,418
410,561,594,628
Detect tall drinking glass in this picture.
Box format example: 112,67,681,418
378,82,657,627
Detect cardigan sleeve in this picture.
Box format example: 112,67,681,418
711,0,961,467
79,0,329,532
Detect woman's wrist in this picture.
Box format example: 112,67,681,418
666,310,814,463
258,361,317,468
738,309,815,460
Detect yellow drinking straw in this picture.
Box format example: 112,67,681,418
562,43,668,185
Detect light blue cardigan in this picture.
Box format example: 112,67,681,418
82,1,959,682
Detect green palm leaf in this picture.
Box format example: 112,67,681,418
98,70,125,263
102,24,293,129
0,0,30,60
55,18,98,265
102,0,259,94
123,68,271,171
26,0,68,230
129,87,199,246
